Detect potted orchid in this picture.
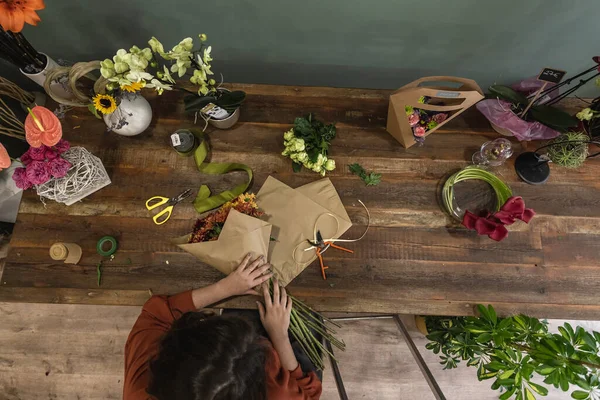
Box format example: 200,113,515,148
147,34,246,129
97,34,245,135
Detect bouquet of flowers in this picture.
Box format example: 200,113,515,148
12,139,71,190
177,189,345,370
282,114,336,176
189,193,263,243
405,96,449,144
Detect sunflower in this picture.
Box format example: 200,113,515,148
92,94,117,115
121,81,145,93
0,0,45,33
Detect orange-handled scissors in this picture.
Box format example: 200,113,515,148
145,189,193,225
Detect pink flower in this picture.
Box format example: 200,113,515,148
432,113,448,124
28,145,47,161
54,139,70,154
20,149,32,165
45,148,59,160
408,112,420,126
25,160,51,185
47,157,72,178
12,167,32,190
414,126,426,137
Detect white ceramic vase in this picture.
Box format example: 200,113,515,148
103,93,153,136
20,52,73,100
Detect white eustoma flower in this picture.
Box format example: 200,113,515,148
291,138,305,152
324,159,336,171
316,153,326,167
296,152,309,163
283,129,295,141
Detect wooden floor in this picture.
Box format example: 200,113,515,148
0,299,584,400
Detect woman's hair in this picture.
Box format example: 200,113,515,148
147,312,269,400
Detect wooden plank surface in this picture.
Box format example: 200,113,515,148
0,302,581,400
1,83,599,318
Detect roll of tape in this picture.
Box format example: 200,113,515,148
50,242,82,264
171,129,198,157
97,236,118,257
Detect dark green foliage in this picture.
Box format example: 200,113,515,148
183,90,246,114
489,85,529,106
292,114,336,163
215,90,246,112
424,305,600,400
349,163,381,186
529,105,579,131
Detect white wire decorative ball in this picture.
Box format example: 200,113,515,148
36,146,111,205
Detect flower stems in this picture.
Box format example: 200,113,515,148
267,280,345,370
442,167,512,220
0,27,43,71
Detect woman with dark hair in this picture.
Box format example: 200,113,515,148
123,254,322,400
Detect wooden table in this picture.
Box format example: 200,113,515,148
1,84,599,319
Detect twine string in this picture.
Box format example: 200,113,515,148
292,200,371,265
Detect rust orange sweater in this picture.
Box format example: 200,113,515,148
123,290,322,400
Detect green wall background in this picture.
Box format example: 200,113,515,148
1,0,598,95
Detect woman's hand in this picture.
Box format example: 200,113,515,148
220,253,273,297
257,279,299,371
257,278,293,344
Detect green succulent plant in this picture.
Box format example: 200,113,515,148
546,131,590,168
425,305,600,400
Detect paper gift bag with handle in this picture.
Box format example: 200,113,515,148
386,76,484,148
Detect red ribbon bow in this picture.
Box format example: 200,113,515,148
462,196,535,241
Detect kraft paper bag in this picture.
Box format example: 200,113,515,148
173,209,272,276
386,76,484,148
257,176,352,286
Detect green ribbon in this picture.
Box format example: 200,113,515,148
190,129,253,214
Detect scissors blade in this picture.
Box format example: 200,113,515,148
316,230,324,244
171,189,193,204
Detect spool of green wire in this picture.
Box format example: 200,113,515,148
442,166,512,221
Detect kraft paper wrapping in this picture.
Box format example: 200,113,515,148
174,176,352,286
257,176,352,286
173,210,272,276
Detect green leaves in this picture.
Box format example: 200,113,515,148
349,163,382,186
293,114,337,145
183,94,217,113
571,390,590,399
477,304,498,325
528,382,548,396
88,103,102,119
215,90,246,112
489,85,529,106
529,105,578,131
424,306,600,400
